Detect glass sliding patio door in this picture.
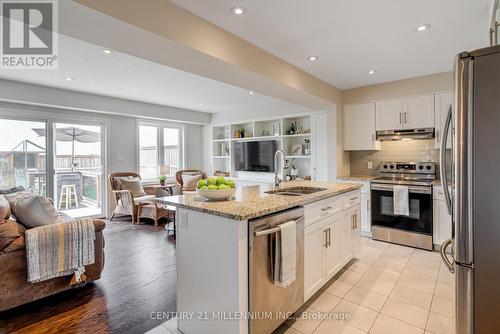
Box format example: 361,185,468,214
53,122,104,218
0,119,47,195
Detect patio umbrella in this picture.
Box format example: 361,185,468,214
32,127,100,171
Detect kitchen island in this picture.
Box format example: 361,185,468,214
156,180,361,334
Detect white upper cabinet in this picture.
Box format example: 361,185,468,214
376,99,405,131
376,95,435,131
434,92,454,149
404,95,435,129
344,103,381,151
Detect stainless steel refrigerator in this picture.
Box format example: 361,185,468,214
439,44,500,334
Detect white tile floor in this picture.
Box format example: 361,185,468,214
147,237,455,334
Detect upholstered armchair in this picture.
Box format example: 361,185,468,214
175,169,207,194
108,172,157,223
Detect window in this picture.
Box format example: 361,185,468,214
138,122,184,180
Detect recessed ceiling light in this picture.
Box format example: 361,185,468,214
102,49,113,55
367,70,376,75
199,103,203,106
249,91,254,95
307,56,318,62
64,76,73,81
231,6,246,15
416,24,431,32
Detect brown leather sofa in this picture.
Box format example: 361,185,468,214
0,219,106,311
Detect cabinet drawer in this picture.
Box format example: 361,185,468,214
342,191,361,210
305,196,342,226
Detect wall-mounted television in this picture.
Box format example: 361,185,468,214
234,140,277,172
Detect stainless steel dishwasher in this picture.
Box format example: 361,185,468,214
249,207,305,334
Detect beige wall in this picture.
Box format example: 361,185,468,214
341,72,453,104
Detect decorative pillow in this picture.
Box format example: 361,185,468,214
182,173,202,191
0,195,11,220
10,195,64,228
0,219,25,251
120,179,147,197
0,185,26,195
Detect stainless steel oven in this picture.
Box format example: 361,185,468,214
371,162,435,250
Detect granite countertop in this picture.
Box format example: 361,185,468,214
337,175,377,182
156,180,361,221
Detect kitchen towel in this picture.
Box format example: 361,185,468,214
393,185,410,216
273,220,296,288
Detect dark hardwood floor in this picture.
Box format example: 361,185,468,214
0,217,177,334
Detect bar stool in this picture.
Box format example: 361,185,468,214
58,185,79,209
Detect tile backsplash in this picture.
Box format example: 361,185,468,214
349,139,439,176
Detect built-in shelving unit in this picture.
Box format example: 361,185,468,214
210,114,315,179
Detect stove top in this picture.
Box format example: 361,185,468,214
371,176,434,186
372,161,436,187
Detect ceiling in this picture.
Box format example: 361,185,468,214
172,0,492,89
0,34,308,114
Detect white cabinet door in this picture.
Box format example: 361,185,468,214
325,215,342,279
360,193,371,236
304,220,327,298
311,112,328,181
434,92,454,149
351,207,362,254
433,199,452,247
376,99,404,131
340,212,353,264
344,103,380,151
404,95,435,129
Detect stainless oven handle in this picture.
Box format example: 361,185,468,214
440,105,453,215
371,183,432,194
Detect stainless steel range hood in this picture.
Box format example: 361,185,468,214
376,128,435,141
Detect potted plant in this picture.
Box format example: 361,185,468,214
158,175,167,186
240,127,246,138
287,159,299,178
304,138,311,155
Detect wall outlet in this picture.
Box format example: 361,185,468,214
179,212,188,229
367,161,373,169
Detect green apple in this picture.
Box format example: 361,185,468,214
216,176,226,185
200,185,208,190
207,184,218,190
197,179,207,189
218,184,229,190
207,177,217,185
226,180,235,188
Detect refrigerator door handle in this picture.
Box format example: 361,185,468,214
439,105,453,215
440,238,455,273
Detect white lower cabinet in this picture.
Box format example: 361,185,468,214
350,207,362,254
360,192,371,236
304,190,361,299
433,186,452,247
304,220,328,298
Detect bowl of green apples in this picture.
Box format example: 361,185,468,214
196,176,236,200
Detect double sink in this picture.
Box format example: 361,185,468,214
265,187,327,196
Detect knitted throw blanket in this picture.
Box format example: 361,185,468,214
25,218,95,286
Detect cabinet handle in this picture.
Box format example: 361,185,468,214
324,229,328,248
367,200,370,211
321,206,332,211
350,196,357,201
372,133,375,142
351,215,354,229
399,112,402,124
327,228,332,247
355,214,358,229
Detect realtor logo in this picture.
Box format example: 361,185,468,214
1,0,58,69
